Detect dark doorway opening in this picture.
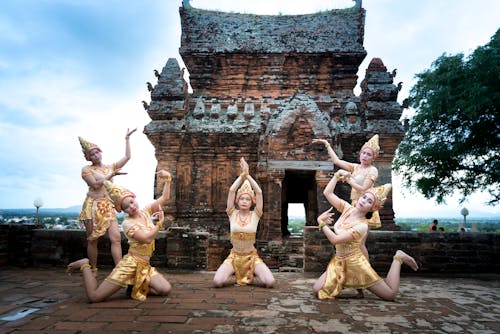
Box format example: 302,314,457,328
281,170,317,237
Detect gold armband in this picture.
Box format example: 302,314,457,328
240,172,248,179
318,221,328,230
164,176,172,183
393,255,403,264
80,263,92,272
157,221,163,230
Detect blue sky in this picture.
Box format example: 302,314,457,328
0,0,498,219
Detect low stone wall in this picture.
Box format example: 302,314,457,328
1,224,499,274
304,227,500,274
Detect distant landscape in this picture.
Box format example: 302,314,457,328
285,216,500,234
1,207,499,232
0,207,125,230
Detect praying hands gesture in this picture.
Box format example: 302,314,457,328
240,157,249,176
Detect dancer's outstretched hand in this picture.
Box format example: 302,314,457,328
317,207,334,226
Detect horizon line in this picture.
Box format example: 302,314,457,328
2,207,499,220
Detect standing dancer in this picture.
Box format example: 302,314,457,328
313,172,418,300
213,157,275,288
67,170,172,302
78,128,136,273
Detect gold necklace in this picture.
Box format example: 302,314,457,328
238,212,250,227
91,165,109,174
336,208,355,229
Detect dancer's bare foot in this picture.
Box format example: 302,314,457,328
67,258,90,274
395,250,418,271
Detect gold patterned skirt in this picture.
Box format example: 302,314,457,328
318,249,382,300
105,254,160,301
78,196,117,240
223,249,264,286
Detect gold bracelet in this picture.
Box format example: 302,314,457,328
164,176,172,183
157,221,163,230
325,142,331,148
240,172,248,179
125,136,130,140
318,221,328,230
393,255,403,264
80,263,92,272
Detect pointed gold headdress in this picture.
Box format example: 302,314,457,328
104,181,136,212
366,183,391,211
78,136,101,161
361,134,380,158
236,180,256,204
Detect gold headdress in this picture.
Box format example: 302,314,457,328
361,134,380,158
236,180,256,204
104,181,136,212
366,183,391,211
78,136,101,161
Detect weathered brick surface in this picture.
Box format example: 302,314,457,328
1,268,499,333
304,226,500,274
1,225,499,274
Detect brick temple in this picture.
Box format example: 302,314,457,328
143,1,404,254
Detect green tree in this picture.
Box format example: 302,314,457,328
394,29,499,205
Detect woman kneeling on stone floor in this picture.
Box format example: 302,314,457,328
314,170,418,300
213,157,275,288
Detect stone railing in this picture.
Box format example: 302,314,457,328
304,227,500,274
1,224,499,274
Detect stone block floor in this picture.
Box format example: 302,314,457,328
0,267,499,333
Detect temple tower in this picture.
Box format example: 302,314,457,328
144,2,404,258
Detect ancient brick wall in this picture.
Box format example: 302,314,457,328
2,225,499,275
304,226,500,274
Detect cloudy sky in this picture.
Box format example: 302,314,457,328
0,0,498,219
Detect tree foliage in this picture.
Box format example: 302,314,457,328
393,29,499,205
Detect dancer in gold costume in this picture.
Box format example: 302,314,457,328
78,128,136,273
213,157,275,288
67,170,172,303
313,172,418,300
313,134,380,297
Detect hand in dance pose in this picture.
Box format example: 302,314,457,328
77,128,137,273
213,157,275,288
67,170,172,303
313,172,418,301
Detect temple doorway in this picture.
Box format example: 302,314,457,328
281,170,318,237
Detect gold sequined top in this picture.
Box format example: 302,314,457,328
122,209,155,257
347,163,378,200
333,201,368,258
81,163,118,199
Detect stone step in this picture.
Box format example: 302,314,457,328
278,266,304,273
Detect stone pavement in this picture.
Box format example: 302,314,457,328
0,267,499,334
